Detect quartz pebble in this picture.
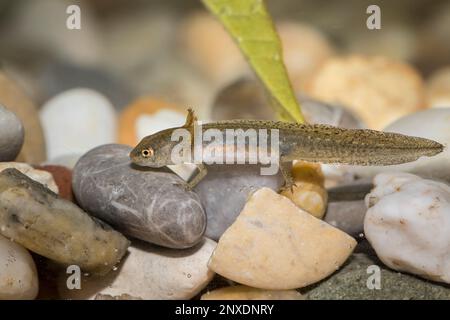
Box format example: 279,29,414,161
59,238,216,300
194,164,284,241
0,234,39,300
40,88,117,161
201,285,303,300
0,104,24,161
306,55,426,129
0,162,58,194
364,172,450,284
280,161,328,219
0,168,129,275
73,144,206,249
0,71,46,163
208,188,356,290
118,97,185,146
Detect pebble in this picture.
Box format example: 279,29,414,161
40,88,117,161
277,21,335,92
0,234,38,300
59,238,216,300
179,11,249,87
194,165,284,241
325,201,367,237
72,144,206,249
364,173,450,284
38,61,134,111
304,253,450,300
34,165,73,201
350,108,450,183
201,285,304,300
0,162,58,194
208,188,356,290
0,104,24,161
0,168,129,275
280,161,328,219
210,78,365,129
324,179,373,236
118,97,185,147
306,55,426,129
426,66,450,108
0,71,46,164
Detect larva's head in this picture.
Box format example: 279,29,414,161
130,130,175,168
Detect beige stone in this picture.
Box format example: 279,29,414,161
306,55,426,129
0,71,46,164
201,285,304,300
280,161,328,219
209,188,356,290
0,234,38,300
277,21,334,92
426,66,450,108
0,162,58,194
179,11,248,86
59,238,216,300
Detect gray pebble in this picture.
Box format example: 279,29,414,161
324,180,372,236
194,164,284,241
0,104,24,161
72,144,206,249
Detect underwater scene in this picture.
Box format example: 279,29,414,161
0,0,450,304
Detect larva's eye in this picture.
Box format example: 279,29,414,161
141,148,154,158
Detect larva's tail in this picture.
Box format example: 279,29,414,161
291,124,444,166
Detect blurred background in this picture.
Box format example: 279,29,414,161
0,0,449,149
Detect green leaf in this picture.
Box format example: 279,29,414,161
202,0,305,123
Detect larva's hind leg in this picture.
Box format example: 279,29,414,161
278,160,295,193
186,163,208,190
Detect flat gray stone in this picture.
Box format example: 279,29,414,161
72,144,206,249
194,164,284,241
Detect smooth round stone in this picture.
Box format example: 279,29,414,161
194,164,284,241
38,61,134,111
59,238,216,300
365,173,450,284
72,144,206,249
118,97,185,147
350,108,450,183
324,180,373,236
40,88,117,161
0,71,46,164
0,104,24,161
0,234,39,300
210,77,365,128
